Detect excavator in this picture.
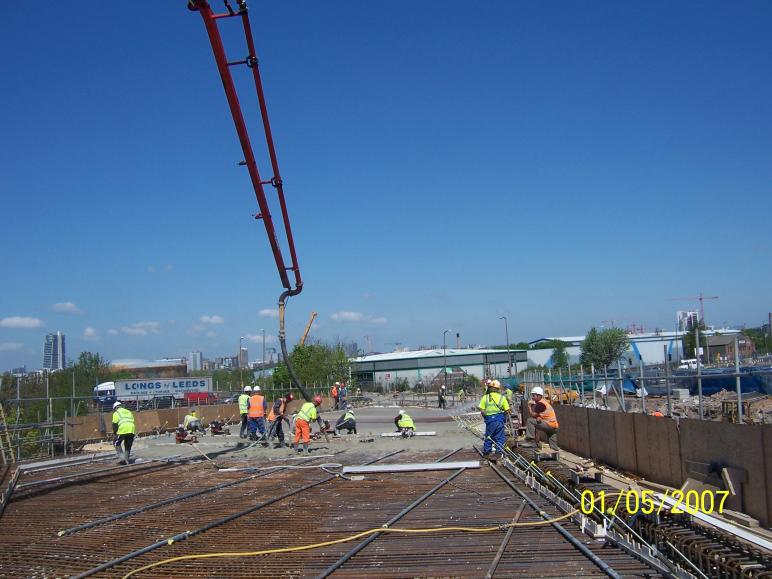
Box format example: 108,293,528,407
299,312,318,347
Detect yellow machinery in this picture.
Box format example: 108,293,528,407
299,311,318,346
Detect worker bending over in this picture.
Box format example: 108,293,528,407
479,380,510,459
112,401,136,465
247,386,268,441
294,395,323,454
335,409,357,434
525,386,560,451
394,410,415,437
183,410,204,433
238,385,252,438
268,392,294,448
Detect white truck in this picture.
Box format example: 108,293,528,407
94,377,214,409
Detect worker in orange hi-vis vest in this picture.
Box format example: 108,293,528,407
267,392,294,448
247,386,268,441
525,386,560,451
330,382,339,410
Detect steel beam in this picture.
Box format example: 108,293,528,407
342,461,479,475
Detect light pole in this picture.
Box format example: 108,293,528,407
442,329,450,392
499,316,512,376
261,328,266,382
239,336,245,389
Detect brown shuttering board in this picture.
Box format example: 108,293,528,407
633,413,683,488
587,408,619,467
613,412,638,473
679,419,769,527
554,405,591,457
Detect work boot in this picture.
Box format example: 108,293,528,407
302,443,309,454
123,449,131,464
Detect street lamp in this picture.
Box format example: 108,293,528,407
261,328,266,381
442,329,450,392
499,316,512,376
239,336,245,389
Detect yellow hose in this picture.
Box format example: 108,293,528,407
122,508,580,578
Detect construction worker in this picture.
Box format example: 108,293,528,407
652,409,664,417
183,410,204,433
247,385,268,441
457,387,466,403
335,409,357,434
112,401,136,465
438,385,447,409
294,395,323,453
268,392,294,448
238,385,251,438
330,382,339,410
479,379,510,459
338,383,348,409
394,410,415,436
525,386,560,451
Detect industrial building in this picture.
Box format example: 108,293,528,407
351,348,527,389
527,329,741,368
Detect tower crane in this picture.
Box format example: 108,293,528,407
667,292,719,325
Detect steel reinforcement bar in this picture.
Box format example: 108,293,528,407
71,449,405,579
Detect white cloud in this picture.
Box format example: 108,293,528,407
206,331,217,338
330,311,387,325
245,333,277,344
259,308,279,318
147,265,156,273
120,321,161,336
52,301,83,314
107,329,119,336
200,315,224,325
331,311,363,322
0,316,44,329
164,264,173,272
0,342,23,352
363,292,373,300
83,327,100,341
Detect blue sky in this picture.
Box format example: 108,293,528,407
1,1,771,370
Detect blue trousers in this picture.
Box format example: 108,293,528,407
248,416,266,436
483,413,506,454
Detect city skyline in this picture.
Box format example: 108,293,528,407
2,2,771,371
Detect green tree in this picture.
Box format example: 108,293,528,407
745,327,771,354
681,320,708,360
580,327,629,369
493,342,531,351
272,343,350,388
549,341,569,369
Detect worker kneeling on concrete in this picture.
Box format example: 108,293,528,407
112,401,136,465
294,395,323,453
335,410,357,434
183,410,204,433
479,380,510,459
526,386,560,451
394,410,415,437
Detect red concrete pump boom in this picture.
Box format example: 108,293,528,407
189,0,316,409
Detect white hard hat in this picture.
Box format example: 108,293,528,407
399,410,405,415
490,380,501,389
531,386,544,396
254,385,261,392
244,385,252,392
112,401,122,409
335,381,340,385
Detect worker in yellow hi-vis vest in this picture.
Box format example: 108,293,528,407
479,380,510,459
112,401,136,465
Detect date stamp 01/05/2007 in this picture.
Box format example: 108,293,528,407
579,489,729,517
